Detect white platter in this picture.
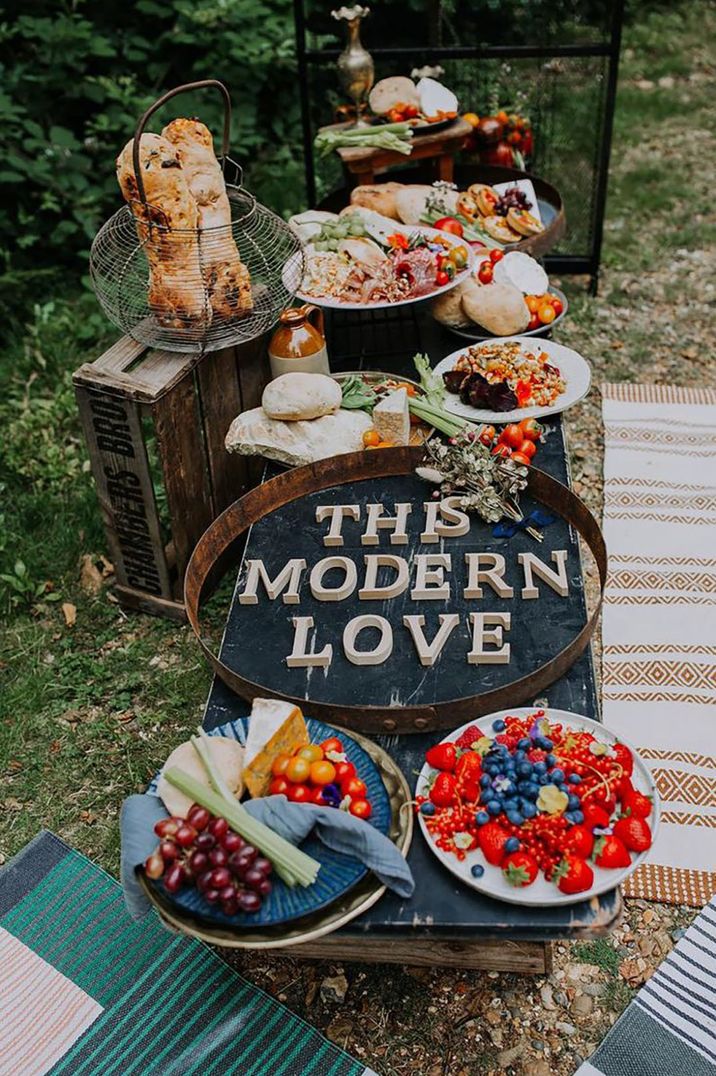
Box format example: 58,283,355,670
433,335,591,424
291,224,474,311
415,707,660,907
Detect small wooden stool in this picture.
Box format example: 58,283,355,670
324,117,472,187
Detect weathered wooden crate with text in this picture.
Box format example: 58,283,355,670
73,335,268,620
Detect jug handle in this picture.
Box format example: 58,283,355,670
303,304,325,341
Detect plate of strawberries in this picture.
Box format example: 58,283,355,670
414,707,659,906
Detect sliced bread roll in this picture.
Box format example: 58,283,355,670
262,372,341,421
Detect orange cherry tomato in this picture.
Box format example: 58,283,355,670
492,443,512,458
349,799,372,820
519,417,543,441
526,295,541,313
310,760,337,786
297,744,324,763
479,424,496,446
271,753,291,777
320,737,344,755
287,783,312,803
334,761,356,784
285,756,312,783
462,112,480,129
489,249,505,264
501,424,524,450
363,429,380,447
511,451,532,467
269,776,290,796
395,381,417,396
477,261,493,284
538,303,556,324
496,109,509,125
342,777,368,799
517,439,537,459
403,104,419,119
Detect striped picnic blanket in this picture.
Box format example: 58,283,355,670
601,382,716,906
575,894,716,1075
0,831,377,1076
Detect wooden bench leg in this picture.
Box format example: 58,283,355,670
436,154,454,183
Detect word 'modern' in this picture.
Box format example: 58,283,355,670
237,499,570,670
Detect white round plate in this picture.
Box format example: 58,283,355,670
447,287,569,342
415,707,660,907
290,225,474,311
432,336,591,424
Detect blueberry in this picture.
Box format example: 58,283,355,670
513,750,525,763
551,768,565,783
538,774,549,785
569,774,582,785
534,761,547,775
565,812,577,824
492,718,506,732
420,802,435,816
542,738,554,751
479,774,491,789
470,863,485,879
507,811,524,826
503,798,519,812
517,761,533,777
475,810,490,826
523,782,540,799
487,800,502,815
504,836,520,853
546,754,557,768
480,790,492,805
518,738,530,750
522,803,537,819
571,810,585,824
568,794,581,811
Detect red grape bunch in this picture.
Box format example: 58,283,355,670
145,805,273,917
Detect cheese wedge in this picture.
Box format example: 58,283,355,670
243,697,309,797
373,388,410,446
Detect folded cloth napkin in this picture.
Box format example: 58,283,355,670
121,792,414,920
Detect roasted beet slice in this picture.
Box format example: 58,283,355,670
443,369,467,394
486,380,519,412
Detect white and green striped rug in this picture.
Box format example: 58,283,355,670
0,832,377,1076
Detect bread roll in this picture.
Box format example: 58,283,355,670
369,77,419,115
162,118,252,320
116,134,210,329
350,183,403,220
262,372,342,421
394,185,434,225
462,281,530,336
430,279,475,329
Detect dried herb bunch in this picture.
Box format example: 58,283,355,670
417,430,542,539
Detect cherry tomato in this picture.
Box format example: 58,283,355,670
310,786,327,805
363,429,381,447
479,424,496,446
387,108,405,124
285,756,311,783
511,451,532,467
500,424,524,449
538,303,556,324
297,744,324,763
489,248,505,264
269,776,290,796
551,297,564,316
477,261,493,285
349,799,372,820
334,761,356,784
309,760,337,786
527,312,541,331
526,295,541,314
449,244,469,269
517,439,537,459
320,737,344,755
287,783,312,803
342,777,368,799
518,418,543,441
433,216,464,237
403,104,419,119
271,753,291,777
436,270,450,287
492,443,512,458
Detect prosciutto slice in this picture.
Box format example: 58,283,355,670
393,247,438,297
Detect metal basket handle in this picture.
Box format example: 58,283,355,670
131,79,232,209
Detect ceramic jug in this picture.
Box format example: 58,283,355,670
268,305,330,379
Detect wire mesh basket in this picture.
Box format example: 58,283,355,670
90,80,305,354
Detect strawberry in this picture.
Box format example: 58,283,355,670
613,743,634,777
478,822,510,866
555,854,594,894
615,775,634,801
430,772,457,807
458,777,480,803
455,725,482,749
621,789,652,819
503,851,539,887
613,815,652,853
582,802,612,830
594,835,631,869
456,751,482,780
565,823,594,859
426,743,457,772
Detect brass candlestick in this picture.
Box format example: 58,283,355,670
331,6,374,128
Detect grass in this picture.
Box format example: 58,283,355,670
0,4,714,1068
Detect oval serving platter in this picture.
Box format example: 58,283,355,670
146,716,391,928
415,707,660,908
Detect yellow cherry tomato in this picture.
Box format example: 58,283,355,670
462,112,480,129
285,756,312,783
271,753,291,778
449,244,469,270
309,760,337,786
297,744,324,763
526,295,541,314
538,303,557,324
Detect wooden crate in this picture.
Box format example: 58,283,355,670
73,335,268,620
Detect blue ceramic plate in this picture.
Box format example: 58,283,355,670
146,717,391,928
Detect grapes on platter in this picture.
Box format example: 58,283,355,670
145,804,274,917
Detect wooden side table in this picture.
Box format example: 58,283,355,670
324,117,472,187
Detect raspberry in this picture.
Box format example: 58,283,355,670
456,725,483,748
